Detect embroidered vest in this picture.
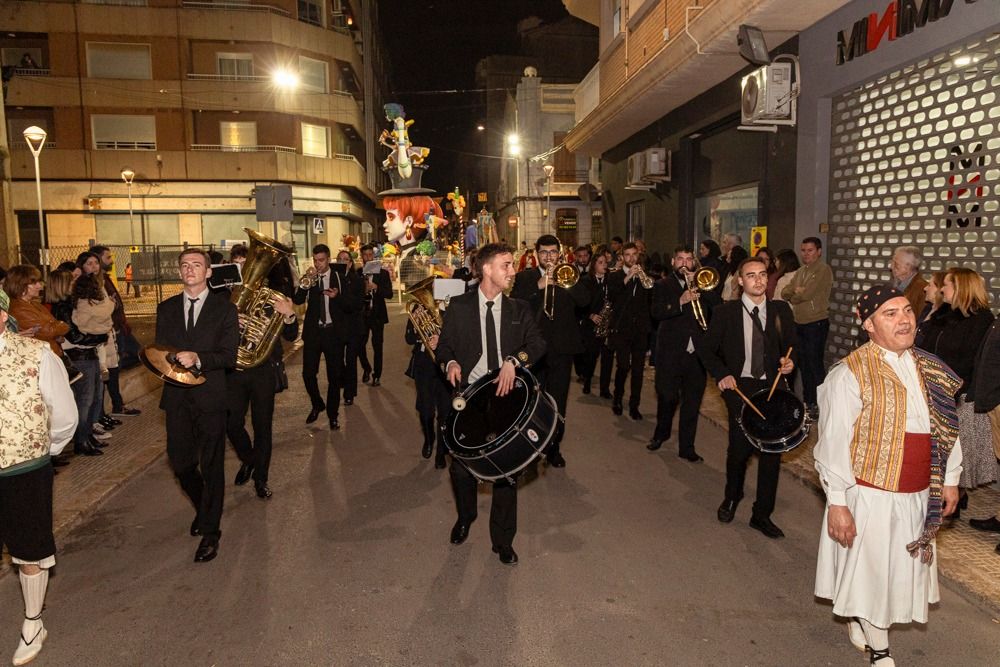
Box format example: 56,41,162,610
0,332,50,470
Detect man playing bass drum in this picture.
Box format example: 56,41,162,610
436,243,546,565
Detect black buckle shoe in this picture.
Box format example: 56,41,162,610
450,521,472,545
234,463,254,486
749,516,785,539
717,499,739,523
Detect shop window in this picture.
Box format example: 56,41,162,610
86,42,152,80
694,185,759,250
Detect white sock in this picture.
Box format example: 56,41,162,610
859,618,889,651
18,570,48,640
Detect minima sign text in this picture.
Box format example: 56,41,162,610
835,0,983,65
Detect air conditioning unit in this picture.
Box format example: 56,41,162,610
639,148,670,182
741,62,794,125
626,152,646,187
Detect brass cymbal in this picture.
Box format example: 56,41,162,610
139,344,206,387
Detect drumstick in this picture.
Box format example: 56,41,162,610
731,385,766,420
767,347,794,402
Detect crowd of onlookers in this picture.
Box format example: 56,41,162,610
0,246,142,471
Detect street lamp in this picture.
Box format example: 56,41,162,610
121,167,137,243
506,133,522,246
272,67,299,90
543,163,555,230
22,125,47,252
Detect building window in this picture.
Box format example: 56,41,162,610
302,123,330,158
216,53,254,80
220,121,257,150
626,201,644,241
693,185,758,250
1,47,45,71
7,114,53,148
91,114,156,150
611,0,622,35
298,0,323,27
298,56,328,93
86,42,152,80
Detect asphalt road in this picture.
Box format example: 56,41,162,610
5,314,998,666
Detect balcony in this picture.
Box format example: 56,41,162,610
185,72,271,82
190,144,296,153
180,1,290,17
95,140,156,151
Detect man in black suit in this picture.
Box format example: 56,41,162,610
607,242,653,420
358,244,393,387
648,246,720,460
437,243,546,565
155,248,239,563
293,244,362,430
511,234,589,467
697,256,797,539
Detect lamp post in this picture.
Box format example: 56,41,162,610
22,125,47,254
120,167,137,243
507,132,521,247
543,163,554,231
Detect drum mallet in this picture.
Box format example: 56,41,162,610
732,386,766,420
767,347,794,402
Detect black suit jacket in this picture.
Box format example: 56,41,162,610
697,298,797,384
607,269,653,343
651,273,720,360
363,269,393,325
510,267,589,355
436,289,546,384
156,289,239,412
293,269,363,342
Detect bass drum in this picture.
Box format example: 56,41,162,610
443,367,559,482
737,387,811,454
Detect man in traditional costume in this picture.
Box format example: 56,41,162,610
814,285,962,667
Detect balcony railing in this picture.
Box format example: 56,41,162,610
191,144,296,153
186,72,271,82
333,153,363,167
9,140,57,149
95,140,156,150
7,67,50,77
180,1,290,17
552,169,590,183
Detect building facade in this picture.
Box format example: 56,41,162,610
0,0,389,267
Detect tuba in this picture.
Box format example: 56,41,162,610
406,276,443,362
232,228,294,370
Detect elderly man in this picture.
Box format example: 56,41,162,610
814,285,962,666
0,290,77,665
890,246,927,316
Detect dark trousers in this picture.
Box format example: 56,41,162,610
723,377,780,519
359,319,385,379
797,319,829,406
580,334,612,391
105,366,124,413
413,354,451,458
226,363,275,485
302,332,345,419
535,351,573,454
450,461,517,549
613,335,647,409
71,358,100,445
653,350,706,455
166,402,227,538
344,332,362,400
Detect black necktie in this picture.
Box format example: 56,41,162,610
187,297,199,332
750,306,765,378
485,300,499,371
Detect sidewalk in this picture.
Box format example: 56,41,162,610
699,382,1000,614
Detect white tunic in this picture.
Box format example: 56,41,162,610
813,345,963,626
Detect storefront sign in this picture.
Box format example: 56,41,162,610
750,226,767,255
507,215,519,228
835,0,981,66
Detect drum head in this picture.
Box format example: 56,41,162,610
449,369,535,453
739,388,807,451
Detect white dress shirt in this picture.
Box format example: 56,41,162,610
316,271,332,324
815,345,963,506
740,294,767,378
183,286,211,328
469,288,504,383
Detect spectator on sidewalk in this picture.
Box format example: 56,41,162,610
90,246,141,418
781,237,833,420
3,265,68,356
771,250,799,303
891,246,927,316
0,289,77,667
968,314,1000,549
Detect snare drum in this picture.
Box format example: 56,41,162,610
443,367,559,482
737,387,811,454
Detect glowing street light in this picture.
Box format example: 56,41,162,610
121,167,136,239
507,132,521,157
22,125,47,251
272,68,299,90
543,163,555,226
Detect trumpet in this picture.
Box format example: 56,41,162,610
630,264,654,289
683,266,720,331
542,261,580,319
299,266,318,290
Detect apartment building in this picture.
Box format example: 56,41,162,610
0,0,389,265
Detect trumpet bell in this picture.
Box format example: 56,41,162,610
552,263,579,288
693,267,720,291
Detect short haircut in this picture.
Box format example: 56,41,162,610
673,245,694,256
90,245,110,258
312,243,331,257
229,244,248,260
737,256,768,275
611,236,624,244
723,233,743,246
574,245,591,254
802,236,822,249
360,244,375,254
535,234,560,250
3,264,41,299
894,245,922,268
622,242,638,252
178,248,211,266
477,242,514,267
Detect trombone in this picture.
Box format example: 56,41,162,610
683,266,720,331
542,260,580,320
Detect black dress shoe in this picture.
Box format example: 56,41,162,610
678,451,704,463
51,456,71,467
450,521,472,545
612,401,623,416
582,383,591,395
255,483,272,499
103,416,123,427
89,435,108,449
646,439,663,451
969,516,1000,533
194,537,219,563
330,418,340,431
234,463,254,486
434,456,447,469
306,407,323,424
421,438,433,459
547,451,566,468
190,519,201,537
74,441,103,456
362,370,371,384
628,408,643,421
344,398,354,406
599,391,613,399
371,377,381,387
749,516,785,539
98,417,116,430
717,499,739,523
492,544,518,565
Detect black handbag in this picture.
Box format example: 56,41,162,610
273,358,289,393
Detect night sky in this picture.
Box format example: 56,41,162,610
379,0,569,192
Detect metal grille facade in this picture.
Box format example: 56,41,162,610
826,32,999,360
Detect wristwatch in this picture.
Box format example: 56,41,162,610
504,355,521,368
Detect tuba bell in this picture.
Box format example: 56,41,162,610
405,276,443,362
232,228,295,369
